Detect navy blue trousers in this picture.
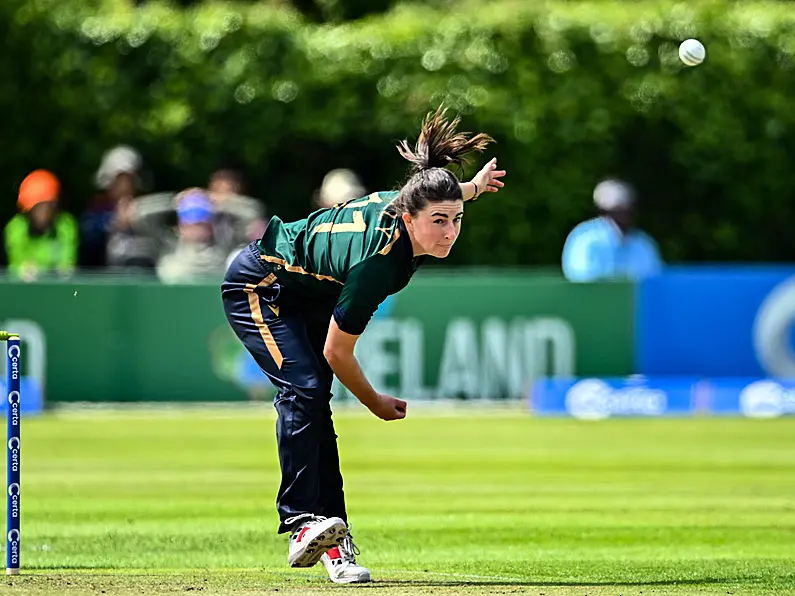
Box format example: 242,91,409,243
221,243,346,534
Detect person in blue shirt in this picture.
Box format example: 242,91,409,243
562,179,663,282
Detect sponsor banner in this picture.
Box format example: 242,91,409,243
636,267,795,378
711,378,795,418
529,376,795,419
0,275,633,403
530,376,700,419
350,273,634,400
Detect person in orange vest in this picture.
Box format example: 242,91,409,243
3,170,78,281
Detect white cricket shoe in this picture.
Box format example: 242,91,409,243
287,516,348,568
321,532,371,583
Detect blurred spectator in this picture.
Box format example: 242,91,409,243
3,170,77,281
562,179,663,283
208,168,243,196
134,168,267,272
156,189,228,284
105,197,158,273
79,145,153,270
313,168,366,209
207,168,267,254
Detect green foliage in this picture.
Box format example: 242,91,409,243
2,0,795,265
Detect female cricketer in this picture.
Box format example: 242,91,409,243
221,107,506,583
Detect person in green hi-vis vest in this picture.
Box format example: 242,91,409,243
3,169,77,282
222,107,507,583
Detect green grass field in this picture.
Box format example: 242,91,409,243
5,406,795,595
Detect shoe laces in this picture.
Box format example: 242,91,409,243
286,514,323,536
338,534,360,564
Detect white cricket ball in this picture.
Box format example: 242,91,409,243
679,39,706,66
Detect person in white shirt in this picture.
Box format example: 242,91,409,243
562,179,663,282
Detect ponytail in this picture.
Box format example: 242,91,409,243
397,106,493,172
389,107,494,216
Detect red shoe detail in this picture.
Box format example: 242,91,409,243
326,546,342,560
296,527,310,543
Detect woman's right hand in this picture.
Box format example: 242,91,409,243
369,393,407,421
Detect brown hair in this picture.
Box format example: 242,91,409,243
388,107,494,216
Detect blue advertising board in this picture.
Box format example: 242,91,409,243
636,267,795,379
529,376,795,419
709,378,795,418
530,376,702,419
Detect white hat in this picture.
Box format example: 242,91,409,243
319,169,365,207
95,145,142,189
593,179,634,211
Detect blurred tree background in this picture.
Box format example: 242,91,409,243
2,0,795,266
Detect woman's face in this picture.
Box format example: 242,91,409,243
402,199,463,258
108,172,137,201
28,201,56,230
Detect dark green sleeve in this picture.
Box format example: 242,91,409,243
333,256,394,335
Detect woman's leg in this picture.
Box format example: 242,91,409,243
302,312,348,523
221,244,337,532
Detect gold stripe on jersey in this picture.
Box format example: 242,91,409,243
342,193,383,209
312,210,367,234
244,274,278,293
260,254,344,285
379,228,401,256
374,226,393,239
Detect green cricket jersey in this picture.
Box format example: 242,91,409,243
257,191,424,335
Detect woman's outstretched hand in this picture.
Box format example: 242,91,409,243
471,158,506,198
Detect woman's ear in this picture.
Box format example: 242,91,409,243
401,211,413,228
